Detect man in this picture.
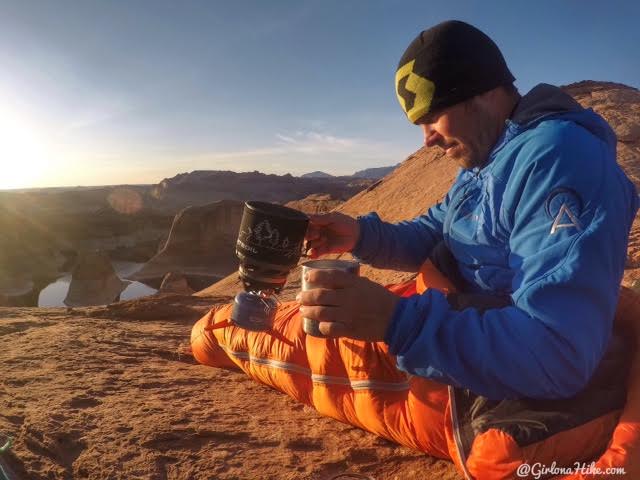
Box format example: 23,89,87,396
299,20,639,401
192,20,639,476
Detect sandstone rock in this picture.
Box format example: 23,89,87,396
158,272,195,295
64,251,129,307
149,170,375,211
285,193,344,214
133,200,245,288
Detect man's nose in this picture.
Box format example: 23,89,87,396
423,126,443,148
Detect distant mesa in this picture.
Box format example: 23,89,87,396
301,171,335,178
300,165,399,180
149,170,374,212
64,251,129,307
352,165,399,179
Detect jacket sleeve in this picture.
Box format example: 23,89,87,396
384,130,638,400
350,190,452,272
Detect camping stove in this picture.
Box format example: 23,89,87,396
230,201,309,332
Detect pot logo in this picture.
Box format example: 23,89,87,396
241,220,302,257
254,220,280,247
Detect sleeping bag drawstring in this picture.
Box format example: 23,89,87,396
0,436,15,480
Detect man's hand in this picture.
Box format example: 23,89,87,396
304,212,361,258
296,269,400,341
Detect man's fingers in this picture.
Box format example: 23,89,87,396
305,268,353,289
318,321,349,338
299,305,341,323
298,304,349,337
304,225,323,241
305,244,329,259
298,288,342,307
304,235,327,250
308,213,336,226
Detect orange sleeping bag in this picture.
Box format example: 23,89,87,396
191,262,640,479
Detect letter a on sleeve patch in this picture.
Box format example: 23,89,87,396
545,188,584,235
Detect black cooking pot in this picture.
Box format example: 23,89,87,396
235,201,309,293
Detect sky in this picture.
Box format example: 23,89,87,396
0,0,639,190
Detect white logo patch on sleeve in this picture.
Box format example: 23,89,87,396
545,188,584,235
550,203,583,234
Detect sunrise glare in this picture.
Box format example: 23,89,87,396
0,102,53,190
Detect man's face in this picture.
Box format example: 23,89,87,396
418,97,502,170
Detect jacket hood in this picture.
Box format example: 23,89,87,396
510,83,617,149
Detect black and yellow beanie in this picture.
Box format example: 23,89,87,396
395,20,515,123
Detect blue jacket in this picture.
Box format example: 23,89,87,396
352,84,639,400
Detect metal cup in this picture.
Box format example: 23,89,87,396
301,259,360,337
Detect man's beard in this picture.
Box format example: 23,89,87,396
449,104,502,170
447,143,486,170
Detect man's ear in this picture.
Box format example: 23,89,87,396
469,87,501,112
479,88,497,104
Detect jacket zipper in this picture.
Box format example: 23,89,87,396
444,177,476,235
444,170,482,237
449,386,474,480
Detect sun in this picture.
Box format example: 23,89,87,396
0,109,51,190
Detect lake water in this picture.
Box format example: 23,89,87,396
38,261,157,307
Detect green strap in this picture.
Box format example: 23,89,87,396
0,437,11,454
0,437,14,480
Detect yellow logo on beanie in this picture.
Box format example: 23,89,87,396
395,59,435,123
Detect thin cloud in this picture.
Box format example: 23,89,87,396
185,130,405,176
198,130,364,161
275,133,297,144
273,130,359,153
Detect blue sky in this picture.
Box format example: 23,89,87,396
0,0,638,189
